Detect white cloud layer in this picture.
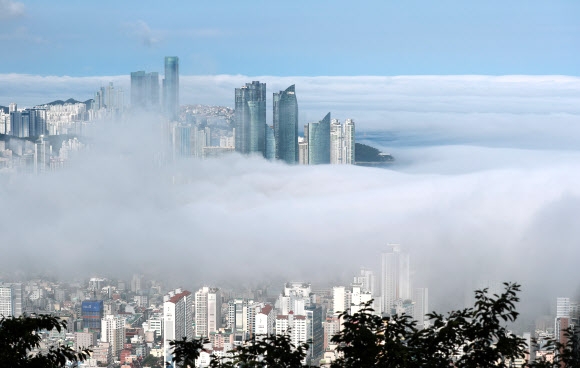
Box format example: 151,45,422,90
1,75,580,322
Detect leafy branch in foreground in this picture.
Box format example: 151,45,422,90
0,314,91,368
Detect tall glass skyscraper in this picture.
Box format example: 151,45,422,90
234,81,266,156
131,71,159,109
307,112,331,165
273,85,298,164
163,56,179,120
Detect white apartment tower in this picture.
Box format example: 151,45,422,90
194,287,222,338
413,288,429,328
381,245,411,314
330,119,343,164
101,315,126,357
163,289,193,365
342,119,355,164
555,297,571,343
0,283,23,317
329,118,355,165
332,286,346,314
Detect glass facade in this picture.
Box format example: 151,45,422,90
307,112,331,165
163,57,179,120
234,81,266,156
273,85,298,164
131,71,159,109
265,125,276,160
82,300,104,331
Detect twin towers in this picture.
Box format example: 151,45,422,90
234,81,302,164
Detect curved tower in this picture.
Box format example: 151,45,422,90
273,85,299,164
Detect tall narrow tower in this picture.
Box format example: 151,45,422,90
163,56,179,120
307,112,331,165
234,81,266,156
273,85,298,163
381,245,410,314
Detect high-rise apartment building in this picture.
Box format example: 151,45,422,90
413,288,429,328
234,81,266,156
131,71,159,109
354,268,376,296
273,85,298,163
0,283,23,317
381,245,411,314
163,56,180,120
163,288,193,365
101,315,126,357
10,109,46,138
329,118,355,165
307,113,331,165
330,119,343,164
343,119,355,164
194,287,222,338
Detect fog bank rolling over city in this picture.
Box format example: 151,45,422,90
1,74,580,320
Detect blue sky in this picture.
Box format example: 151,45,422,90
0,0,578,76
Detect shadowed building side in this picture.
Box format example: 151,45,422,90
273,84,298,164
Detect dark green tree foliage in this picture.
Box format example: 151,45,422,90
0,314,91,368
167,337,208,367
169,333,308,368
331,282,527,368
171,283,580,367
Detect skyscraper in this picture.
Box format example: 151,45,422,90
194,287,222,338
330,119,342,164
163,56,179,120
343,119,355,164
0,283,22,317
234,81,266,156
307,112,331,165
273,85,298,163
101,315,126,357
131,71,159,109
265,125,276,160
163,288,193,365
381,245,410,315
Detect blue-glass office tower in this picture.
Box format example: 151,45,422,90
307,112,331,164
273,85,298,164
163,57,179,120
131,71,159,109
81,300,104,331
265,125,276,160
234,81,266,156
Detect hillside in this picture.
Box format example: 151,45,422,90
355,143,394,165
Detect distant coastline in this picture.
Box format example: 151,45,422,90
354,142,394,167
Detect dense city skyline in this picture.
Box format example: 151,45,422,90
1,1,579,366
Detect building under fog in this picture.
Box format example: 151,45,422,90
381,244,410,315
307,112,331,165
131,70,160,109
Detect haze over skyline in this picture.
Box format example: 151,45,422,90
1,0,580,325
